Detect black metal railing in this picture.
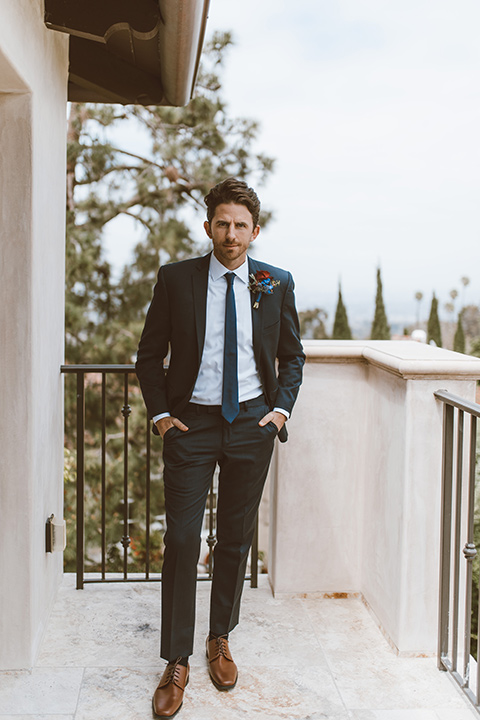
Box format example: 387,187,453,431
435,389,480,710
61,364,259,590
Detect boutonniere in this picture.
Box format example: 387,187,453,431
248,270,280,309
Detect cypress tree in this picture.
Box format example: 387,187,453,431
453,311,465,353
332,284,352,339
370,268,390,340
427,293,442,347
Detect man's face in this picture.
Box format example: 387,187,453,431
204,203,260,269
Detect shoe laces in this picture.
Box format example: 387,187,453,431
165,657,183,684
216,635,229,659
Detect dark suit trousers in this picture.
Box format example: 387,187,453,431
160,396,277,660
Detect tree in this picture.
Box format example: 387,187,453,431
427,293,442,347
66,31,275,365
470,339,480,358
370,268,390,340
298,308,328,339
454,311,466,354
414,291,423,326
461,305,480,340
461,276,470,307
332,284,352,339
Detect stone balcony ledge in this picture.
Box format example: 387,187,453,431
303,340,480,379
0,574,475,719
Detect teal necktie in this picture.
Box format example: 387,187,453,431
221,272,239,423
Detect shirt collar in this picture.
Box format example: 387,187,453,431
209,252,249,285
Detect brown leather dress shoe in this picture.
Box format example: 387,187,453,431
152,658,189,718
206,635,238,690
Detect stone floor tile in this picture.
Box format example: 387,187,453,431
302,597,395,658
0,716,74,719
326,653,470,711
73,663,347,720
351,710,479,720
36,581,162,668
192,579,329,669
0,668,83,715
351,711,440,719
74,667,157,720
435,708,479,719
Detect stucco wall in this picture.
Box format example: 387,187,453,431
269,341,480,655
0,0,68,669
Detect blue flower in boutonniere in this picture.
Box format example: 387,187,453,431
248,270,280,309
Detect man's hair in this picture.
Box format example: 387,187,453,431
204,177,261,228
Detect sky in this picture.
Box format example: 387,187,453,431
203,0,480,328
104,0,480,331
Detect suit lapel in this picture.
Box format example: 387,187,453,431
192,253,211,363
248,256,264,366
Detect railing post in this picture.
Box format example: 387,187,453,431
464,415,477,684
207,478,216,578
121,373,131,579
101,373,106,579
76,371,85,590
145,411,151,579
438,402,454,669
451,410,464,672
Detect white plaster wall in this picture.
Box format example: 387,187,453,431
269,341,480,655
0,0,68,669
270,360,367,594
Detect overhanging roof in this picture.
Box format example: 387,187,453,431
44,0,210,106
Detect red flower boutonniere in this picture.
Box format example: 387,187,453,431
248,270,280,309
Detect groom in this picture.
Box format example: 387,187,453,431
136,177,305,718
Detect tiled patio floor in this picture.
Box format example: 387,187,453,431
0,574,477,720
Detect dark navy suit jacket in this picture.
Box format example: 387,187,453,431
136,253,305,442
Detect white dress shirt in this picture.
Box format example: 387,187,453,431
153,253,289,422
191,254,262,405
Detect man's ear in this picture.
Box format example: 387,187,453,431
204,220,212,239
251,225,260,241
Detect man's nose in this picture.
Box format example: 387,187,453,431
226,222,236,239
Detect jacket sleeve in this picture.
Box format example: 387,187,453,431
273,272,306,414
135,267,171,419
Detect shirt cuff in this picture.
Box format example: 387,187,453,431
152,412,171,424
273,407,290,420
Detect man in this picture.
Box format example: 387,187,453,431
136,177,305,718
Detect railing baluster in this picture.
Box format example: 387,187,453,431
438,402,454,669
145,412,151,579
76,371,85,590
207,477,216,578
250,514,259,588
463,414,477,685
101,373,106,579
452,409,464,672
121,373,131,579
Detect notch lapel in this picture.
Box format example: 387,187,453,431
248,257,264,367
192,253,210,363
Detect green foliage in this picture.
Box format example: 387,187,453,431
427,293,443,347
65,31,275,365
332,285,352,340
454,312,466,354
470,339,480,358
298,308,328,339
370,268,390,340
